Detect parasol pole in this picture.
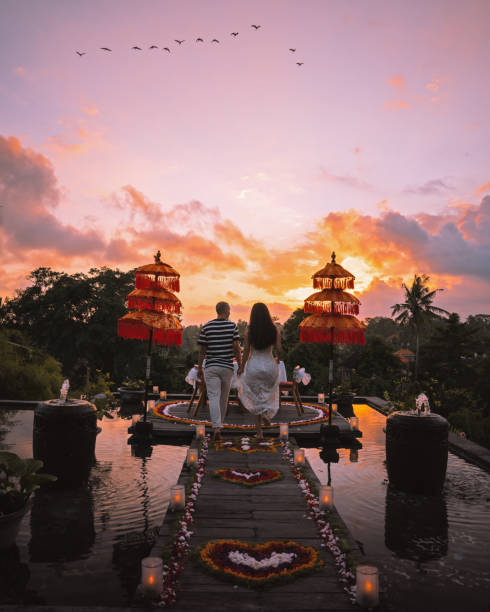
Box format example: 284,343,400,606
142,328,153,423
328,326,334,426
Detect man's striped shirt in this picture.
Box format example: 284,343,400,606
198,319,240,370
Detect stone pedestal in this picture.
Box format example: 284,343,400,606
386,411,448,495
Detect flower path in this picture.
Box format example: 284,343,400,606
151,436,357,611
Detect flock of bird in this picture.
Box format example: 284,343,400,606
75,25,304,65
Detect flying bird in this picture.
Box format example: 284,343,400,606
196,37,204,42
231,32,239,37
76,51,86,56
251,24,261,29
163,47,171,52
100,47,112,51
296,62,304,66
174,39,185,44
211,38,220,43
289,48,296,52
132,46,142,50
149,45,158,49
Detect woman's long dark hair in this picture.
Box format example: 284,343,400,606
248,303,277,350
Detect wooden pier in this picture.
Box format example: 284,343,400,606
149,434,359,611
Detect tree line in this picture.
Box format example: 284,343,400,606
1,267,488,447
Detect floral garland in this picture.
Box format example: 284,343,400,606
199,539,322,587
281,443,356,602
154,401,330,429
214,436,282,454
213,468,283,486
157,435,210,607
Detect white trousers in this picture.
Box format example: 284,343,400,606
204,365,233,428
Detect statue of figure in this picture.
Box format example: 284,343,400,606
415,393,430,416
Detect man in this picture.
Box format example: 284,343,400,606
197,302,242,440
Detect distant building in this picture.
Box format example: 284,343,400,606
394,348,415,365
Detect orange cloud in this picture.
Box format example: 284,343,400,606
385,100,411,110
44,116,109,156
475,181,490,195
388,74,405,92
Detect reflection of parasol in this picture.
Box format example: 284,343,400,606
300,252,365,426
118,251,183,422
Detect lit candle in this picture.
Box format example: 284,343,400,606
195,423,206,439
160,390,167,400
355,565,379,608
132,414,140,426
141,557,163,598
317,393,325,404
331,403,337,414
152,385,159,394
186,447,197,467
350,448,359,463
319,484,334,510
350,417,359,430
294,448,305,466
170,484,185,510
279,423,289,440
148,399,155,411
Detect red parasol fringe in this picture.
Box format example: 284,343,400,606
299,326,365,345
135,274,180,292
312,277,354,290
127,296,181,314
304,301,360,315
117,320,182,345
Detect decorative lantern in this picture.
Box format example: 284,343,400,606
160,390,167,400
350,448,359,463
355,565,379,608
317,393,325,404
141,557,163,598
294,448,305,466
279,423,289,440
132,414,140,426
152,385,159,394
170,484,185,510
350,417,359,430
319,484,334,510
196,423,206,439
186,447,198,467
148,399,155,411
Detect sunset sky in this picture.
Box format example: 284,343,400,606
1,0,489,325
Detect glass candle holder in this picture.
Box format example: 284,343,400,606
160,390,167,400
195,423,206,439
147,399,155,411
319,484,334,510
141,557,163,598
317,393,325,404
279,423,289,440
294,448,305,466
186,447,198,467
350,416,359,430
350,448,359,463
170,484,185,511
152,385,159,394
355,565,379,608
331,403,337,414
132,414,140,426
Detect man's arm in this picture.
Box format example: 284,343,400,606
233,340,242,372
197,345,206,381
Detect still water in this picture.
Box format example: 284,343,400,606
0,409,186,606
306,404,490,612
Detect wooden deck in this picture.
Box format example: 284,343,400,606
150,436,358,611
147,400,362,447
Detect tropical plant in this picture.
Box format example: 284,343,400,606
0,452,57,515
391,274,448,379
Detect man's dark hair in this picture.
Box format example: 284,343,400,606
216,301,230,315
248,302,277,350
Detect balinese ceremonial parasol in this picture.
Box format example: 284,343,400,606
118,250,182,423
300,252,365,425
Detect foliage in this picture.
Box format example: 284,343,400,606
0,451,57,515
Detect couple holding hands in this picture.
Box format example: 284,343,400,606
197,301,281,440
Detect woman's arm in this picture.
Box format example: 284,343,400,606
238,328,250,375
275,324,282,361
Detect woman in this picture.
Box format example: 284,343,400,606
238,303,281,439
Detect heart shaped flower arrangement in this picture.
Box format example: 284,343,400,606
200,539,321,587
214,437,282,454
213,468,283,487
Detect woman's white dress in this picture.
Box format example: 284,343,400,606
238,347,280,420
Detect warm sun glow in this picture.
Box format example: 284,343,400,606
340,257,376,294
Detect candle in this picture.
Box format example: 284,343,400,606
141,557,163,598
294,448,305,466
355,565,379,608
350,448,359,463
170,484,185,510
148,399,155,411
319,484,334,510
195,423,206,439
132,414,140,426
331,403,337,414
186,447,198,467
317,393,325,404
160,390,167,400
152,385,159,394
279,423,289,440
350,417,359,430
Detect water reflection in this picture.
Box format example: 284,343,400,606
384,485,448,562
0,545,31,604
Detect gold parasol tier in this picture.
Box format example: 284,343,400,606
127,287,182,314
312,251,355,290
134,251,180,292
304,288,360,315
118,311,182,346
299,313,365,345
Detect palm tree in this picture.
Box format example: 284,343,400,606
391,274,448,379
